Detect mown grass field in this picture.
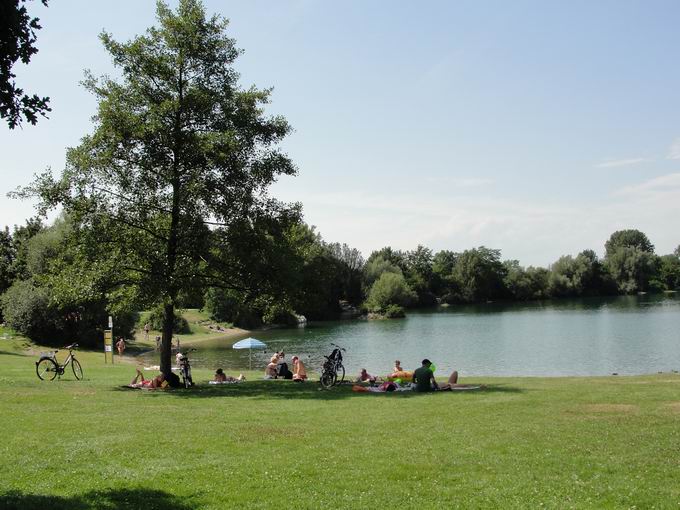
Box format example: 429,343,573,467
2,335,680,509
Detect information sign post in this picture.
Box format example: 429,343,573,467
104,330,113,364
104,316,114,364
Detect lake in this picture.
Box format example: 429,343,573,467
142,294,680,378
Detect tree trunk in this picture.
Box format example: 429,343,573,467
160,302,174,376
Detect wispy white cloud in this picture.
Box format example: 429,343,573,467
594,158,650,168
425,176,495,187
613,172,680,196
667,138,680,160
275,173,680,266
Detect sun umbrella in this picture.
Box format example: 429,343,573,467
232,337,267,370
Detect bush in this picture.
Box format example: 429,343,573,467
365,272,417,312
262,302,298,326
147,304,190,334
1,280,62,341
384,304,405,318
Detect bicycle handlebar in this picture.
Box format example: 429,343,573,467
65,343,79,350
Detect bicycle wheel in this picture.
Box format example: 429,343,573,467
320,371,335,389
71,359,83,380
36,358,58,381
335,364,345,385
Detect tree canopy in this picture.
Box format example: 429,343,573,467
17,0,298,374
0,0,50,128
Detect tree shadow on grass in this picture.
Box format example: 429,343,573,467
0,487,198,510
0,350,28,357
113,380,524,400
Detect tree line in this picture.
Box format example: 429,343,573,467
1,212,678,347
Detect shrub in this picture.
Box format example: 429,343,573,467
1,280,62,341
384,304,405,318
365,272,417,312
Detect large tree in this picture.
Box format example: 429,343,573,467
0,0,50,128
17,0,297,375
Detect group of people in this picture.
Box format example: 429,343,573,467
355,359,460,392
264,351,307,382
129,349,462,393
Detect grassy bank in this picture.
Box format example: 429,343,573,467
2,337,680,509
129,308,249,353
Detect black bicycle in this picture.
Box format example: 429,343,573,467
320,343,345,389
36,344,83,381
176,348,195,388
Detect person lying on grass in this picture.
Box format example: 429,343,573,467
355,368,377,383
214,368,245,383
129,368,166,389
412,359,459,392
292,356,307,382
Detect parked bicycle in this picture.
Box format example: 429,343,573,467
176,348,195,388
320,343,346,389
36,344,83,381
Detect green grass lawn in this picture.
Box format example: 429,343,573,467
2,337,680,509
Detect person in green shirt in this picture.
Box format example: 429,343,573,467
413,359,438,392
412,359,459,392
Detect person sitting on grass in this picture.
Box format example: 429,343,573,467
412,359,459,392
292,356,307,382
129,368,166,389
393,359,403,372
355,368,377,383
214,368,245,383
264,356,279,379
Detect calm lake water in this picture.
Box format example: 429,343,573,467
141,294,680,377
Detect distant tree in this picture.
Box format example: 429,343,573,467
0,227,13,296
365,247,407,272
658,254,680,290
503,260,550,300
431,250,459,297
0,0,50,128
675,245,680,258
451,247,507,302
9,216,42,281
1,216,138,344
326,242,364,304
548,250,608,297
605,229,654,258
404,245,436,306
605,246,659,294
363,255,402,289
16,1,297,375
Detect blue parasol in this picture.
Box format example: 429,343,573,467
232,337,267,370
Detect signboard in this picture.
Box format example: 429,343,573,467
104,329,113,364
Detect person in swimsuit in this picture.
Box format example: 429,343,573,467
129,368,165,389
264,356,278,379
292,356,307,382
116,337,126,356
214,368,244,382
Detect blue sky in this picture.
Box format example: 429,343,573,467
1,0,679,266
